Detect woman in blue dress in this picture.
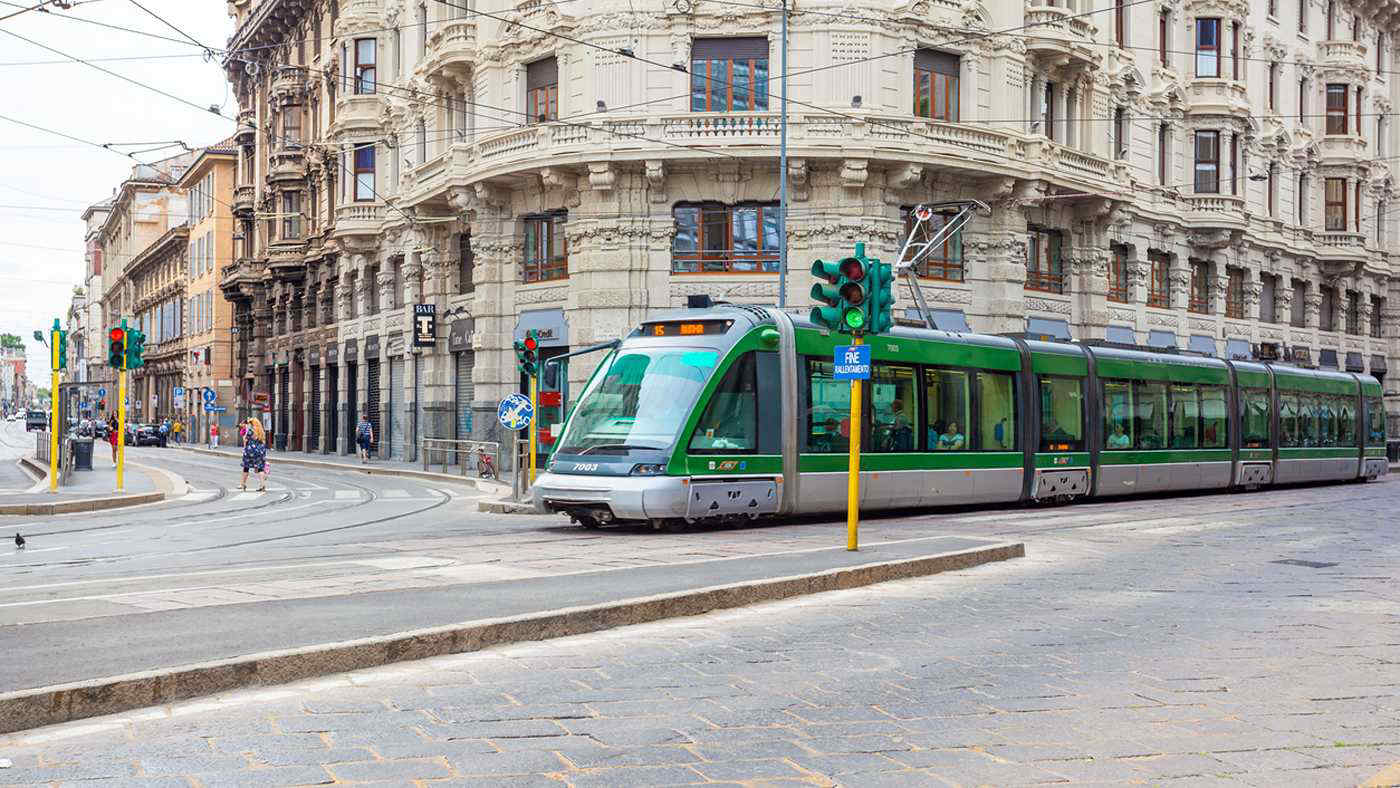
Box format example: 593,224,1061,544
240,418,269,491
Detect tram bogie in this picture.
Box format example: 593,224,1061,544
534,305,1389,527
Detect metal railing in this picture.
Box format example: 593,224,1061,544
420,438,501,478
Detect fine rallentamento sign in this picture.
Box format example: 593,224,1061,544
832,344,871,380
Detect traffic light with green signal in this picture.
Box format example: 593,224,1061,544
514,330,539,377
127,328,146,369
108,327,126,369
56,329,68,370
810,251,870,334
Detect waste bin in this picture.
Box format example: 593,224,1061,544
71,437,94,471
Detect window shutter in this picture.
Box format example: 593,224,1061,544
691,37,769,60
526,57,558,90
914,48,960,76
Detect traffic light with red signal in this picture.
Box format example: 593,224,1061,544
108,327,126,369
514,330,540,377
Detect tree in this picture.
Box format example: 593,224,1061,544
0,333,23,351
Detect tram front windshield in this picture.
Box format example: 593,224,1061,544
554,346,719,455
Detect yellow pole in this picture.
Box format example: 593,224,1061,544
846,334,863,551
528,373,538,485
117,366,126,493
49,367,58,493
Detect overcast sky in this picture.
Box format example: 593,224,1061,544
0,0,234,381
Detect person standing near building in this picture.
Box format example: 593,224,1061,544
209,420,219,449
355,413,374,464
240,418,268,491
172,418,183,444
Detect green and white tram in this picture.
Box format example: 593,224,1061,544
533,305,1389,528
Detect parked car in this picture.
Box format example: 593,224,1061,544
125,423,167,447
25,409,48,432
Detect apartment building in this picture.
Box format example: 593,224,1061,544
223,0,1400,463
81,200,113,410
176,145,240,442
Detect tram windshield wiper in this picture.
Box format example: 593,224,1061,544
575,443,664,455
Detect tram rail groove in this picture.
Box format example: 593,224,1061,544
0,538,1022,734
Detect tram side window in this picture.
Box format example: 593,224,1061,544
1299,395,1320,447
1200,385,1227,448
688,352,757,453
1133,381,1168,449
926,368,971,450
805,359,850,454
977,371,1016,450
1241,388,1272,448
1279,393,1300,447
1038,376,1084,451
872,364,918,452
1336,396,1356,447
1169,385,1200,449
1316,395,1336,446
1103,380,1134,450
1367,397,1386,446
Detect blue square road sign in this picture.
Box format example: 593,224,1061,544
832,345,870,380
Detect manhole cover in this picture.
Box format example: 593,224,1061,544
1271,559,1338,569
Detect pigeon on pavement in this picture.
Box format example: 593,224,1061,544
13,533,24,550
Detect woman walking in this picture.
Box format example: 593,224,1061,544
240,417,269,491
107,415,119,463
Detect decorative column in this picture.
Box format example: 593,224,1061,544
1168,254,1191,313
966,179,1033,335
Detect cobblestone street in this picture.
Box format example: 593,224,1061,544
3,479,1399,786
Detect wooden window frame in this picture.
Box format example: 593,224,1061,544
526,84,558,124
1112,106,1127,158
1267,163,1277,216
352,143,375,202
1157,123,1169,185
1268,63,1278,111
1355,180,1362,232
1194,130,1220,194
690,41,770,114
1327,0,1335,38
1043,82,1056,141
353,38,376,95
1024,226,1065,294
1229,134,1239,195
1188,260,1211,314
672,202,781,273
1225,268,1245,318
281,192,302,240
1147,250,1170,308
1324,176,1347,231
1107,244,1130,303
1346,291,1361,334
1115,0,1126,47
522,212,569,283
1196,18,1221,78
913,62,959,121
1231,21,1241,80
1355,86,1362,139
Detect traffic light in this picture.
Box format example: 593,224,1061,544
809,243,874,334
514,330,539,377
867,258,895,334
108,327,126,369
127,329,146,369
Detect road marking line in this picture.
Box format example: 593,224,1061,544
333,490,361,500
1,546,67,558
380,489,410,498
168,499,322,527
227,492,262,502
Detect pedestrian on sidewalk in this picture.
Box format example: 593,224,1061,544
355,413,374,464
240,417,268,491
209,422,219,450
172,418,183,444
107,415,119,463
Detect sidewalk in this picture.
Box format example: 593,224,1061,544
172,441,510,495
0,451,176,515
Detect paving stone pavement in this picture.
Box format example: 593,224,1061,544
3,480,1400,786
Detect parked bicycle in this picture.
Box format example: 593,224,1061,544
475,445,496,479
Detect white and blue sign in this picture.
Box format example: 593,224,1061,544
202,389,217,404
205,404,227,413
833,344,871,380
173,386,184,397
97,387,106,398
497,393,534,431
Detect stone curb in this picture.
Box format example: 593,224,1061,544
476,498,534,514
172,445,510,495
0,457,165,515
0,541,1023,734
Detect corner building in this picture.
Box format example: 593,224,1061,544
224,0,1400,461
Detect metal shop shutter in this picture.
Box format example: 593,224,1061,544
366,360,381,456
389,357,405,460
309,367,321,448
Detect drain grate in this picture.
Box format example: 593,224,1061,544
1271,559,1338,569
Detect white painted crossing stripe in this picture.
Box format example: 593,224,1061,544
380,489,410,499
333,490,361,500
227,491,263,502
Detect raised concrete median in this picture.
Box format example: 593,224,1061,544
0,456,180,515
0,535,1022,734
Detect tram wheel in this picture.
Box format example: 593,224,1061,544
573,515,603,529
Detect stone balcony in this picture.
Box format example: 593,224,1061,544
332,203,386,240
1315,231,1369,269
331,92,384,136
421,19,477,83
268,146,307,184
1318,133,1368,165
269,65,308,105
235,110,256,147
1182,195,1248,232
1318,40,1368,71
267,240,307,282
219,257,265,299
1185,79,1250,118
232,184,255,216
1020,4,1098,70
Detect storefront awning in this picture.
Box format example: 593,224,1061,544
1146,330,1177,349
1026,318,1071,341
1105,325,1136,344
1224,339,1252,360
1188,335,1217,356
1318,349,1339,369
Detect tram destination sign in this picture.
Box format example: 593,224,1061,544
832,344,870,380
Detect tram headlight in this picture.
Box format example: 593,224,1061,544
630,463,666,475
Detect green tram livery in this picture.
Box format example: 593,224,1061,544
533,305,1389,528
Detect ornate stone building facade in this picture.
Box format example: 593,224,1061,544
223,0,1400,462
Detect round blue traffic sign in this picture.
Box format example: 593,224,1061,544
497,393,534,431
202,389,217,403
97,387,106,398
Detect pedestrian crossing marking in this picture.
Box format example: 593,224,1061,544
333,490,361,500
380,489,410,499
228,492,262,502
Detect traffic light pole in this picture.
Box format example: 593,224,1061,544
528,373,538,485
49,325,59,493
846,334,862,551
116,321,127,493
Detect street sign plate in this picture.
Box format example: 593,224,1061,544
497,393,534,431
202,389,217,403
205,404,227,413
173,386,184,396
413,303,437,348
832,345,871,380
